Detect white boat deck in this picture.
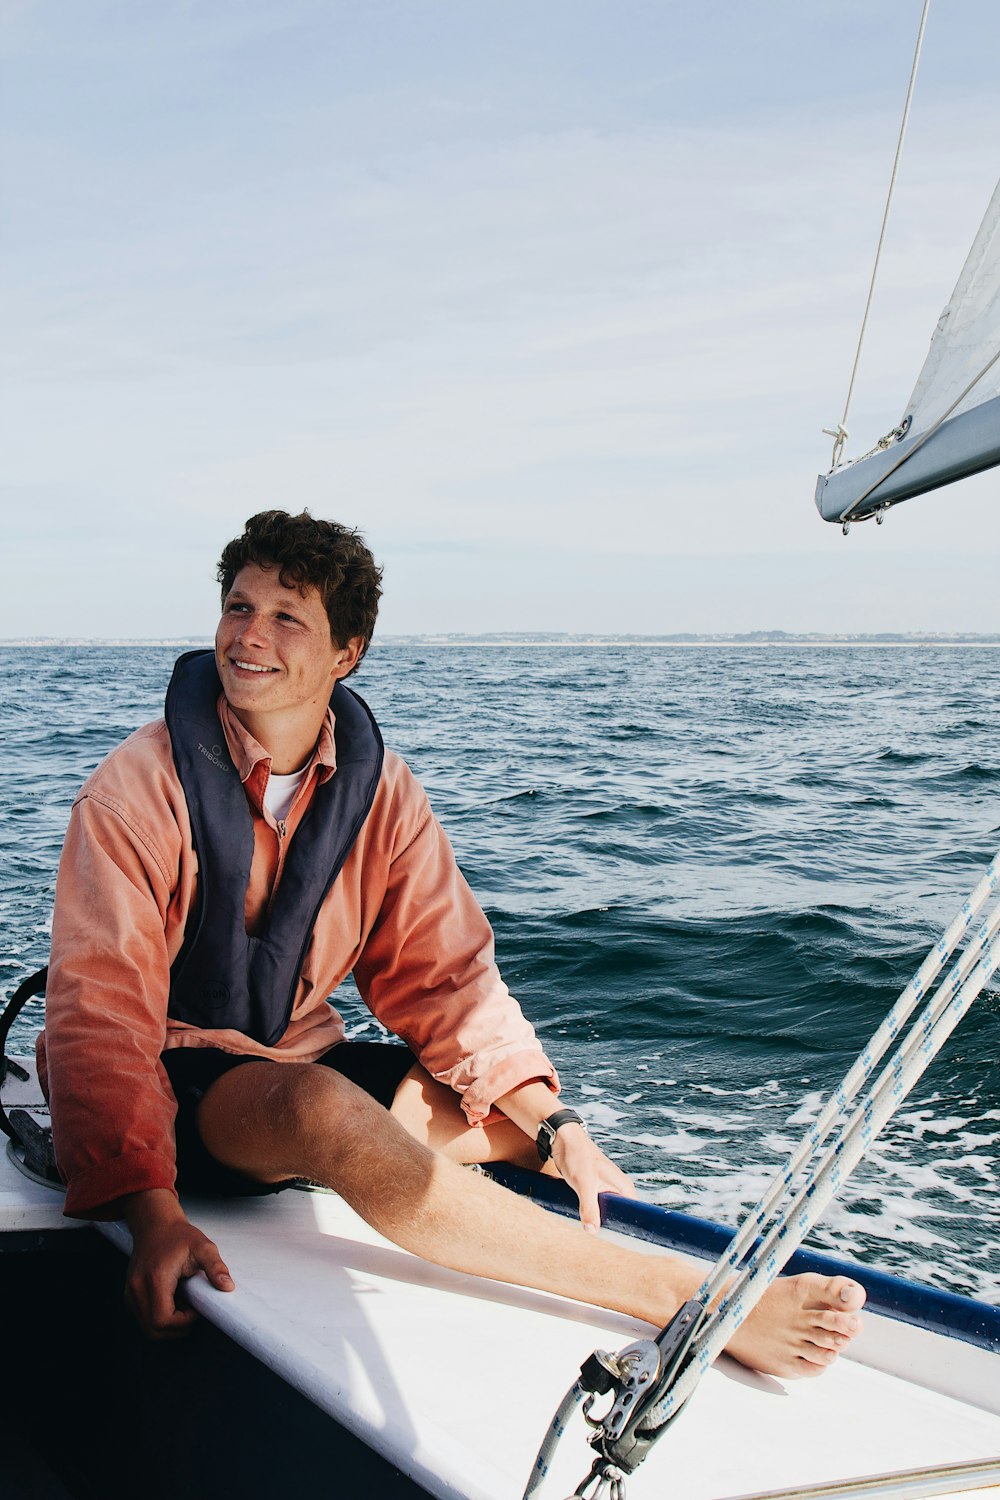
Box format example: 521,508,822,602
100,1185,999,1500
2,1059,999,1500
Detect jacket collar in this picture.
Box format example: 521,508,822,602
217,696,339,805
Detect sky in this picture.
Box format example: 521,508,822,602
4,0,1000,638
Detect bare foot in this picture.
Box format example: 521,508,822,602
725,1274,866,1379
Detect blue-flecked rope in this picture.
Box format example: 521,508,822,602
524,1378,587,1499
688,849,1000,1323
644,861,1000,1426
523,850,1000,1497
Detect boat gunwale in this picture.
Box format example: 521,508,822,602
484,1164,1000,1354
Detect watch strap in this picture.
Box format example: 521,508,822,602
536,1108,586,1163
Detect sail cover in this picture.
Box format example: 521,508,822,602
816,178,1000,523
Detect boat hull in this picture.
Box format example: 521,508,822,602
815,394,1000,523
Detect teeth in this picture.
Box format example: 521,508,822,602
234,661,273,673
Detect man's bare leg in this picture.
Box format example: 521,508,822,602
196,1060,864,1379
389,1066,634,1229
390,1063,547,1169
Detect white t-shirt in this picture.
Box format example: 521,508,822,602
263,765,309,826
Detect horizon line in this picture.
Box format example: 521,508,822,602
5,632,1000,649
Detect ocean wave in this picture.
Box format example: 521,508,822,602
876,748,930,766
921,762,1000,786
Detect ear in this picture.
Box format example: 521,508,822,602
332,636,364,681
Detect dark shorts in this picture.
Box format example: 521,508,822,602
162,1041,417,1199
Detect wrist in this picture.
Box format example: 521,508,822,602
495,1078,560,1137
120,1187,184,1235
536,1108,587,1163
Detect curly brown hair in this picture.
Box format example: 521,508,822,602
217,510,383,670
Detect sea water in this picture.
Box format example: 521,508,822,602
2,642,998,1304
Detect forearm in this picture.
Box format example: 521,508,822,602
45,1031,179,1216
45,797,180,1215
120,1187,186,1237
494,1077,563,1139
356,801,558,1117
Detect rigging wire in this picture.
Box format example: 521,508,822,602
667,845,1000,1326
824,0,932,470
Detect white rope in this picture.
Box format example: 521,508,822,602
655,931,1000,1418
644,852,1000,1427
689,848,1000,1317
524,850,1000,1497
825,0,931,470
524,1379,587,1497
838,342,1000,524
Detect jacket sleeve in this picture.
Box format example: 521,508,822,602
352,791,559,1124
42,789,183,1219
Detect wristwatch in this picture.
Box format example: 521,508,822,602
535,1108,587,1163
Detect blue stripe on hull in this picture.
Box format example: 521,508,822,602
487,1163,1000,1352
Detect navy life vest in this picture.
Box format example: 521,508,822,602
164,650,384,1046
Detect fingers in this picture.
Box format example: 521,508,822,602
194,1241,235,1293
551,1127,635,1232
601,1163,637,1199
125,1263,199,1339
125,1221,235,1339
578,1184,602,1235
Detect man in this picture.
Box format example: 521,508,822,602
41,510,864,1374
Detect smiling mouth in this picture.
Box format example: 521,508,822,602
231,659,278,674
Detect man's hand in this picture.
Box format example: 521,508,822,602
120,1188,235,1338
496,1080,637,1232
549,1125,635,1233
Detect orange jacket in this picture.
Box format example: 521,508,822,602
39,696,557,1218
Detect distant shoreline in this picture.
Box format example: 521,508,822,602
5,635,1000,649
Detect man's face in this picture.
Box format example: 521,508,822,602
215,563,358,728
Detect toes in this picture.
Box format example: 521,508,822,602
806,1326,844,1353
827,1275,866,1311
815,1309,863,1339
795,1351,835,1378
780,1345,841,1380
801,1273,866,1312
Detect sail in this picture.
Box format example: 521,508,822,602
906,178,1000,429
816,178,1000,524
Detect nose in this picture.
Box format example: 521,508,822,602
234,610,271,651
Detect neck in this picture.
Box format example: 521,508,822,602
229,703,328,775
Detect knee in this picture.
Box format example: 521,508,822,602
198,1060,390,1185
256,1063,374,1161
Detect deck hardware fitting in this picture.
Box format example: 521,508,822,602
568,1457,627,1500
591,1299,705,1472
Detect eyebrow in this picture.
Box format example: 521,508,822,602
224,589,304,612
227,586,293,601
